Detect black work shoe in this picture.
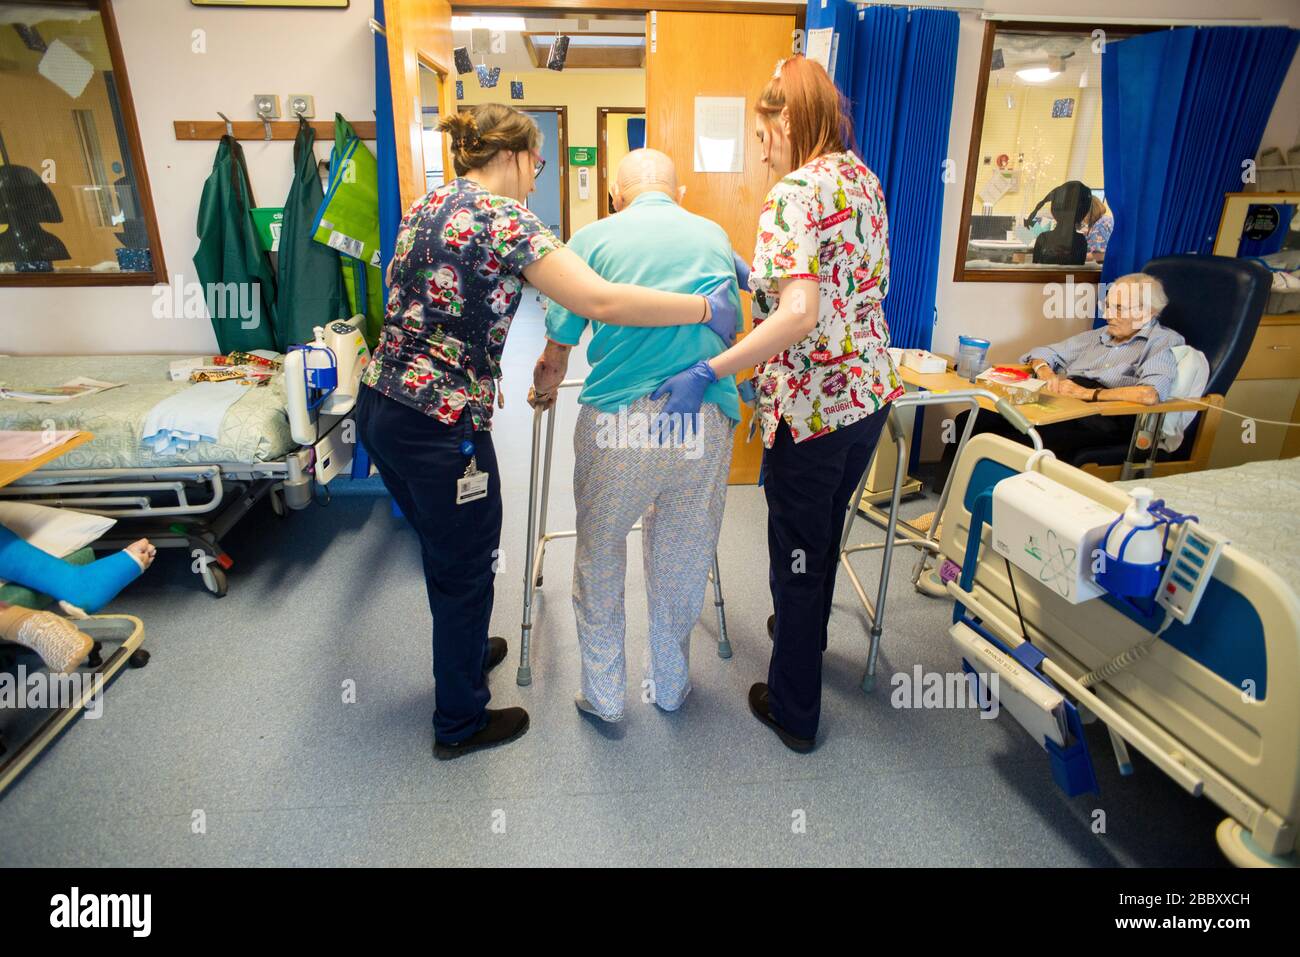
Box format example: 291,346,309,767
766,614,775,641
433,707,530,760
748,683,814,753
484,636,508,674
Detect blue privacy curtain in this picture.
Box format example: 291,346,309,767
359,0,401,484
806,3,959,350
1100,26,1299,286
626,117,646,151
374,0,401,289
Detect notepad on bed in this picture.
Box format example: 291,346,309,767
0,429,80,461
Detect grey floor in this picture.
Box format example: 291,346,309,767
0,297,1226,867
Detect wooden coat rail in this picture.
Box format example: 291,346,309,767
174,119,378,142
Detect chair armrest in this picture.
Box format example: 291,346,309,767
1096,396,1209,416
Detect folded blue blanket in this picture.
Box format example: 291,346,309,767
141,380,248,455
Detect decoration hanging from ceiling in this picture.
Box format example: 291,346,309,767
546,35,570,72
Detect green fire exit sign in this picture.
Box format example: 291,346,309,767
568,146,596,167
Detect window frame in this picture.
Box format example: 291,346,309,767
0,0,167,287
953,20,1160,285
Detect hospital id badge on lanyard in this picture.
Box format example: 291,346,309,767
456,423,490,505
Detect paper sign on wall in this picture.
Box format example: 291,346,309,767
806,28,839,77
693,96,745,174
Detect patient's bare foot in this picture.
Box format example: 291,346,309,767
126,539,157,571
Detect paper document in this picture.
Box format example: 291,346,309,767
805,27,838,75
0,377,124,403
0,430,79,461
694,96,746,174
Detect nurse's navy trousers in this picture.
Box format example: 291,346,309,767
763,405,891,741
357,386,499,743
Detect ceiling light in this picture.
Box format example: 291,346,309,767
1016,66,1060,83
452,16,526,31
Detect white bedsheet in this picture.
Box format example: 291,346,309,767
1116,457,1300,596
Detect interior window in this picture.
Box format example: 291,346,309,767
957,26,1111,282
0,0,162,284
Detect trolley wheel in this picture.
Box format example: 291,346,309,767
269,487,287,517
86,641,104,669
201,564,228,598
129,649,151,668
1216,818,1298,868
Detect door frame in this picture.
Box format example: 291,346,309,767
521,105,571,241
451,1,804,16
456,103,571,239
596,106,645,220
417,52,454,189
384,0,458,211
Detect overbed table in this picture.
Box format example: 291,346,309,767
0,430,93,488
896,364,1201,480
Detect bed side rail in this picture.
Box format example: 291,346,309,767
0,465,227,518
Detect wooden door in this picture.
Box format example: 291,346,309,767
384,0,457,211
645,9,797,483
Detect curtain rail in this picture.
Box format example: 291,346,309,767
981,13,1288,27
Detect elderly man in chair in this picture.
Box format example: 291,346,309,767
933,272,1184,490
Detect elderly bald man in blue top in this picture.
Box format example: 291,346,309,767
528,148,742,724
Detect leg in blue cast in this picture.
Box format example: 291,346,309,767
0,527,156,615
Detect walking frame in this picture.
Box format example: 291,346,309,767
517,380,731,687
838,390,1042,692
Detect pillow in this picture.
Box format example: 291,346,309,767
1158,344,1210,453
0,502,116,588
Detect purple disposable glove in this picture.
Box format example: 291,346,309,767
703,283,739,346
649,359,717,444
733,251,752,291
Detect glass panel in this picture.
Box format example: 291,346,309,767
964,30,1107,275
0,3,156,276
419,62,444,194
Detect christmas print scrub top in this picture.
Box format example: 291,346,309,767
361,178,563,429
748,150,903,447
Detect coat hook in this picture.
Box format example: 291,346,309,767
217,111,233,137
255,106,273,141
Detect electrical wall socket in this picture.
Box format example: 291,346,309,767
254,94,280,118
287,94,315,118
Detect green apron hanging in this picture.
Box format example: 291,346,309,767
275,117,346,350
312,113,384,348
193,135,278,353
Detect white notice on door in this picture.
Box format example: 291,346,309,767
693,96,746,174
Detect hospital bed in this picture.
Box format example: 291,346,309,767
0,348,358,597
937,435,1300,866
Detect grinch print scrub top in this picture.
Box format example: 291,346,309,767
748,151,903,447
361,178,563,430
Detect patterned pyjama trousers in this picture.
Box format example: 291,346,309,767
572,394,734,720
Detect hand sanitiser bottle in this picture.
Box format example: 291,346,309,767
1096,486,1167,599
1105,487,1164,566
